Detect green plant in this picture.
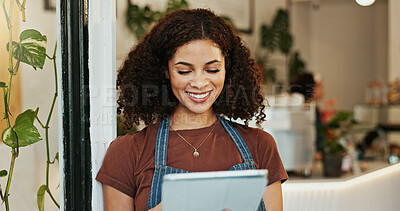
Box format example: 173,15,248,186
0,0,59,210
258,9,307,84
318,100,357,155
260,9,292,54
125,0,236,48
126,0,189,40
288,51,306,84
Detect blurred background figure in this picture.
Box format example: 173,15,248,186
289,72,324,160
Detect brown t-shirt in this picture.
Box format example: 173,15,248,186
96,121,288,211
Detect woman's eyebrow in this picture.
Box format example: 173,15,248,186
174,59,221,66
205,59,221,65
174,61,193,66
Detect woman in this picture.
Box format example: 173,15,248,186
96,8,288,211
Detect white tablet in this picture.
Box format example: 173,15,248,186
162,169,268,211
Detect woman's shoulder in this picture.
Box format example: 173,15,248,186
231,121,276,146
109,122,160,152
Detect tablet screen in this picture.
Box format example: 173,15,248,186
162,169,268,211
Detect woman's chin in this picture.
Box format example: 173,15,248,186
186,106,213,115
176,101,214,115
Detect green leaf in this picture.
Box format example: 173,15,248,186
2,110,42,148
260,24,277,51
7,29,47,69
37,185,47,211
0,170,7,177
278,31,292,55
17,108,39,124
52,152,59,163
327,111,353,128
2,127,18,148
13,109,42,147
0,82,5,88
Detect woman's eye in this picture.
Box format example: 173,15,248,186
207,69,220,73
177,70,191,74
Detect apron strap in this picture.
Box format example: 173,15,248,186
154,117,170,166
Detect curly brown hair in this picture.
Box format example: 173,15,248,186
117,8,266,129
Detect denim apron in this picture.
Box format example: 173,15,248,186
147,116,266,211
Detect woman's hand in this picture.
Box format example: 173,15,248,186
148,202,162,211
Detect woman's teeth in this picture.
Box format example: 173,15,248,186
187,91,210,99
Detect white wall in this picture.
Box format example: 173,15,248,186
291,0,388,110
388,0,400,81
387,0,400,143
89,0,117,210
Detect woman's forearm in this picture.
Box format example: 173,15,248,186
263,181,283,211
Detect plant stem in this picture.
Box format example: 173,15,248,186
36,116,46,128
46,188,59,208
1,0,11,27
3,1,17,211
45,129,50,183
46,43,58,128
4,149,17,211
6,74,13,127
15,0,26,22
44,42,59,208
3,88,10,128
5,0,13,128
7,5,13,74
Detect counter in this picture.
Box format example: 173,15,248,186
282,162,400,211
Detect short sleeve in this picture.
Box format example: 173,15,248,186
96,134,139,198
256,130,288,185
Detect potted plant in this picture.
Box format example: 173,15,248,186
318,99,357,177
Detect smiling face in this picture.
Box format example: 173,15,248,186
167,39,226,116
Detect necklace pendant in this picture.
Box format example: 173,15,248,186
193,150,200,157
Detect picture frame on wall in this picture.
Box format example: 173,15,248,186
44,0,56,11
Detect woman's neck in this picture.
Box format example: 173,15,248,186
170,108,217,130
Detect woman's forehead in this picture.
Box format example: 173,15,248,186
170,40,224,64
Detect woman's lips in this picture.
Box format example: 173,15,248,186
186,91,212,103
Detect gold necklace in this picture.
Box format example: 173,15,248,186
170,120,217,157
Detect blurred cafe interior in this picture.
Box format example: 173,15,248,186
0,0,400,210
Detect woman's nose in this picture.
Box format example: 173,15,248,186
190,71,209,89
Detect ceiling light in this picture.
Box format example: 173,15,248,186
355,0,375,6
